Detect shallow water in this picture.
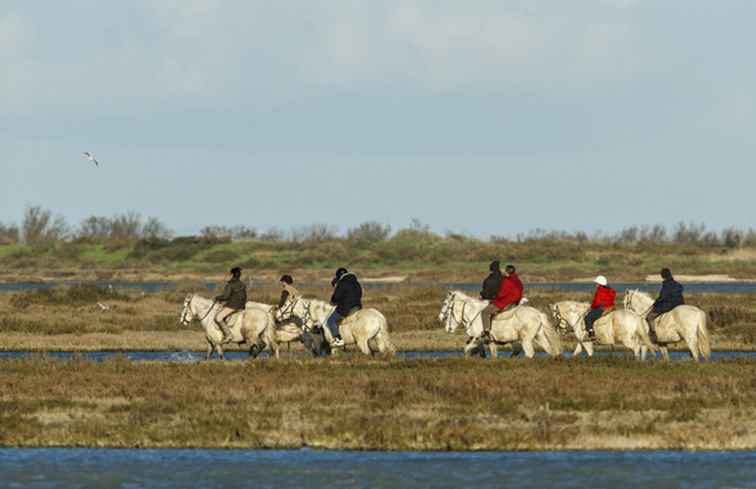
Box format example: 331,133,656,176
1,448,755,489
0,350,753,362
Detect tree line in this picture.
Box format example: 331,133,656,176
1,206,755,249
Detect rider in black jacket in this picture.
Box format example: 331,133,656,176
325,267,362,347
646,268,685,338
480,261,503,300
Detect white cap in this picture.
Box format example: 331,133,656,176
593,275,608,286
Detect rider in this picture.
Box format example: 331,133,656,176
646,268,685,339
480,264,523,341
214,266,247,344
325,267,362,348
585,275,616,339
277,274,300,309
480,260,503,300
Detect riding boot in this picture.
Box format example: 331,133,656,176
218,321,233,344
480,329,491,343
647,321,658,342
585,327,595,340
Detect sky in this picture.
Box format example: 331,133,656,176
1,1,755,238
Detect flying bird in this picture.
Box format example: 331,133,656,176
82,152,100,167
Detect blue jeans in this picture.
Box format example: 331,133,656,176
325,311,344,339
585,307,604,332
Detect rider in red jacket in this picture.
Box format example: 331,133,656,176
585,275,616,338
480,265,523,339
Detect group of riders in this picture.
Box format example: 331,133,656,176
478,261,685,341
210,261,686,349
213,266,362,348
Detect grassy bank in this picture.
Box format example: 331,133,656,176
2,357,756,450
3,234,756,283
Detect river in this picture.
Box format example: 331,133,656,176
1,448,755,488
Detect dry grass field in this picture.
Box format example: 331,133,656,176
1,356,756,450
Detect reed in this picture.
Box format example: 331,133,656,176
1,357,756,450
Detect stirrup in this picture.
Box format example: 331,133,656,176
331,338,345,347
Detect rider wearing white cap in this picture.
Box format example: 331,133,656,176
584,275,616,339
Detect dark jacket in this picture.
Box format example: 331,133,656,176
653,278,684,313
330,272,362,316
480,270,503,300
215,278,247,310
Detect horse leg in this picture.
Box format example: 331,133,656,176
216,344,225,360
464,339,479,358
521,340,535,359
206,341,213,361
661,346,670,361
572,342,583,359
584,341,594,357
357,337,372,356
686,334,700,363
534,330,551,356
488,342,498,359
641,345,648,361
632,344,641,361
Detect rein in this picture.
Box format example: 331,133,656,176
627,290,654,316
198,299,218,321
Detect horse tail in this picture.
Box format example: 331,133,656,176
540,313,563,357
375,313,396,357
697,312,711,361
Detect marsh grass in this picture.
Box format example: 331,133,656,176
2,357,756,450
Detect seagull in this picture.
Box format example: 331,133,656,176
82,152,100,167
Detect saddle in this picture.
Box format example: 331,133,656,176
338,307,363,326
491,305,519,320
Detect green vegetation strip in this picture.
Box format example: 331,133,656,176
1,357,756,450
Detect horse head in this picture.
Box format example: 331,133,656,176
438,291,454,324
179,294,195,326
275,295,299,323
439,292,465,333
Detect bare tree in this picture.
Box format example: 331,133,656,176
21,206,69,244
289,223,339,242
110,212,142,240
141,217,174,240
77,216,113,239
347,221,391,242
0,221,19,244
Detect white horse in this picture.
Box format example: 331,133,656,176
275,296,396,356
439,291,562,358
246,301,330,358
624,289,711,362
179,294,277,360
549,301,655,360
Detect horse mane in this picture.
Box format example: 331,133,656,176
627,289,653,301
450,290,485,304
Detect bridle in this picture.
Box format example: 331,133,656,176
180,294,216,326
552,306,572,335
277,296,317,332
441,293,468,333
625,289,654,316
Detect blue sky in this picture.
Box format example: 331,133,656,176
2,1,754,237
